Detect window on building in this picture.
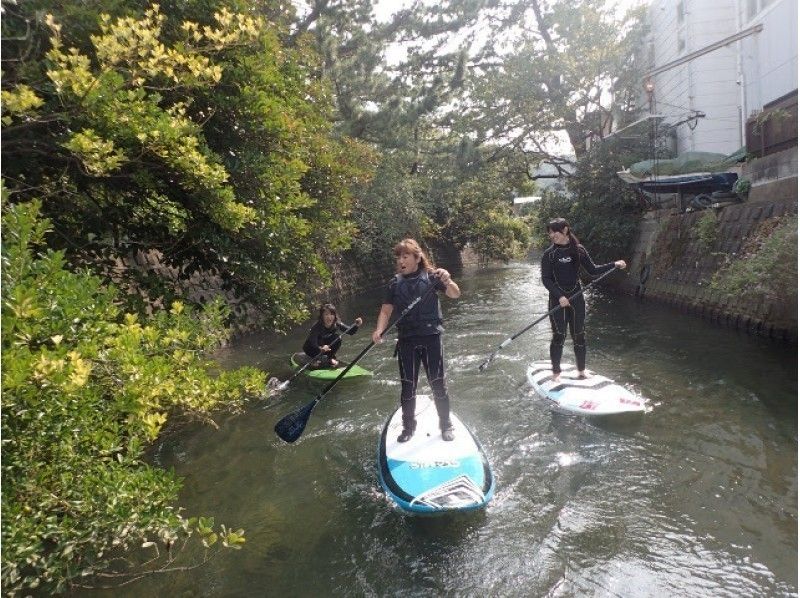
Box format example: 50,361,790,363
747,0,758,19
677,30,686,53
677,0,685,23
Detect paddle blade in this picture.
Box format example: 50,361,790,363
274,399,317,443
478,353,495,371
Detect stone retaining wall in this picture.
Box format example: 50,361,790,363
621,187,797,342
324,241,466,302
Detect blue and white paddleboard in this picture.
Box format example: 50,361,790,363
378,395,494,514
526,360,646,416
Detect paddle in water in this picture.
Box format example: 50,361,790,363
269,322,359,392
477,266,620,371
274,286,437,443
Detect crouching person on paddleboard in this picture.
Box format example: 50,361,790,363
295,303,362,369
372,239,461,443
541,218,626,382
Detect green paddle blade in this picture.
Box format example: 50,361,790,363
274,399,318,443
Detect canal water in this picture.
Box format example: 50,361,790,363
98,262,797,597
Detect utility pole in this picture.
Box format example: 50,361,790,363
644,78,656,177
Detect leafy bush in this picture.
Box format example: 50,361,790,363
531,139,645,261
695,210,718,250
711,214,797,303
1,2,373,330
1,199,265,595
733,178,751,196
438,151,533,262
349,152,433,265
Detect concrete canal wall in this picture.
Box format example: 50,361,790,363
620,165,797,342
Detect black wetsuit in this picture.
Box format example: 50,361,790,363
540,243,614,374
383,268,452,433
301,320,359,366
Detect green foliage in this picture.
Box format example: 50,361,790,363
531,139,645,261
2,1,373,329
349,152,433,264
300,0,644,265
695,211,719,250
711,214,797,303
1,199,265,595
437,149,533,261
733,177,751,196
349,134,533,264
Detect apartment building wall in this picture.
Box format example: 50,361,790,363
646,0,742,154
738,0,798,117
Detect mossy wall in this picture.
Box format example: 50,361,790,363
622,191,797,342
324,240,467,302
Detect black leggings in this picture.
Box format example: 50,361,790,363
548,292,586,373
396,334,452,431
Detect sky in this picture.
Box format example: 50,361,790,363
373,0,648,23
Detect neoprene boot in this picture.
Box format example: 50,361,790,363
398,395,416,442
433,394,454,441
398,420,416,443
441,425,455,442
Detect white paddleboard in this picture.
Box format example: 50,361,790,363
378,395,494,514
526,360,646,415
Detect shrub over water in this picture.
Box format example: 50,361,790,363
711,213,797,304
1,199,265,595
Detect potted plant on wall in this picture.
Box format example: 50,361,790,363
733,177,751,201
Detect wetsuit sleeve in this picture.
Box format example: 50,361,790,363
540,248,561,296
577,246,614,276
383,277,397,306
302,322,323,356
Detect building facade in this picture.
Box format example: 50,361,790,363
738,0,798,123
642,0,797,156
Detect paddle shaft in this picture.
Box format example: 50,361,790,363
478,266,619,370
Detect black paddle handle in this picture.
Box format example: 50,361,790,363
478,265,619,371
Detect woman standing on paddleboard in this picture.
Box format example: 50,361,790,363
541,218,626,382
372,239,461,443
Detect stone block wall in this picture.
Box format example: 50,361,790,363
621,192,797,342
323,240,466,302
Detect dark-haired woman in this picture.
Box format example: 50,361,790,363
296,303,362,369
541,218,626,382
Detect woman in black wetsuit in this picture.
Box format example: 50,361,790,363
296,303,362,368
371,239,461,443
541,218,626,382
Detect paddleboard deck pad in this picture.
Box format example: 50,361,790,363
378,395,494,514
526,360,645,415
289,354,372,381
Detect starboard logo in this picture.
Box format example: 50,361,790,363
558,256,572,263
409,460,460,469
